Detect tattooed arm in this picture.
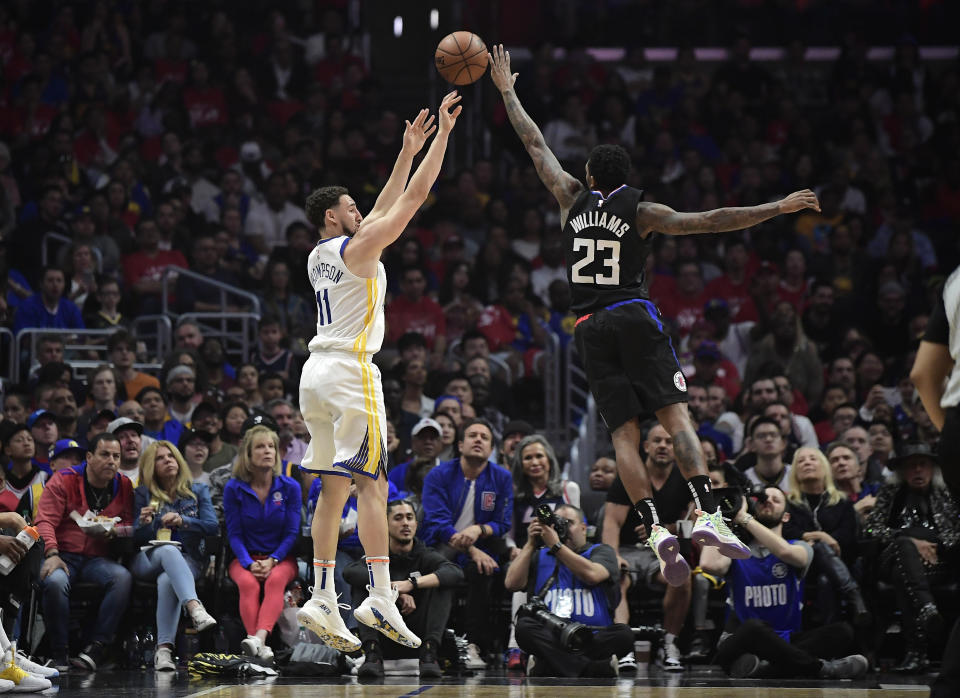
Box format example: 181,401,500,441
489,45,583,220
636,190,821,237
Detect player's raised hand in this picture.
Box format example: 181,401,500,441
402,108,437,153
437,90,462,133
488,44,517,92
778,189,821,214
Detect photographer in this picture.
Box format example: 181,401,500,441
700,486,868,679
505,504,633,678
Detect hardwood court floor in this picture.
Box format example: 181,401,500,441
47,667,935,697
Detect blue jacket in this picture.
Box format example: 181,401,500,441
14,294,84,333
420,458,513,554
144,418,184,445
133,483,219,562
223,475,302,568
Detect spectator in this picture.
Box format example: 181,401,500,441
700,486,867,680
657,261,708,336
223,425,301,662
420,418,512,667
177,428,213,486
398,358,432,418
108,416,144,486
744,417,792,492
511,435,581,550
13,266,84,333
81,365,119,421
386,266,447,357
174,320,204,351
49,385,79,441
137,386,183,444
433,412,457,461
121,218,188,314
864,444,960,673
175,233,242,314
36,432,134,672
220,401,250,449
28,409,58,475
193,401,238,471
783,447,868,626
258,372,285,404
132,440,218,671
165,365,197,425
236,363,263,407
744,301,824,406
2,393,28,426
266,398,308,468
586,454,617,525
499,419,534,471
259,259,313,354
1,424,46,505
827,442,879,521
109,330,161,400
251,317,298,385
839,425,874,479
602,424,691,672
704,238,758,323
703,298,758,379
244,172,308,252
344,499,463,678
389,417,442,502
505,503,633,678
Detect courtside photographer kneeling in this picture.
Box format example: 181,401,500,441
504,503,633,678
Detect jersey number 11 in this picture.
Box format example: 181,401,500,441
316,289,333,326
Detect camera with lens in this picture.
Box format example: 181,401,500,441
517,596,594,652
713,482,769,521
535,503,569,543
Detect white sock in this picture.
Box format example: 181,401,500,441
313,559,337,596
664,632,676,646
365,556,391,591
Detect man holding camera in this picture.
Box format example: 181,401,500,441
699,486,868,679
505,503,633,678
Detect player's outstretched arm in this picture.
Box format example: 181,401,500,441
344,91,461,268
364,108,437,226
489,44,583,216
636,189,820,236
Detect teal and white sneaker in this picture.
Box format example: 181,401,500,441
691,508,750,559
648,524,690,587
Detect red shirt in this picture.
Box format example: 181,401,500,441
385,295,446,349
777,279,809,312
122,249,188,290
705,275,758,322
658,290,708,335
183,86,228,127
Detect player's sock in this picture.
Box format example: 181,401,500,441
687,475,716,513
313,559,337,595
633,498,660,531
366,556,392,591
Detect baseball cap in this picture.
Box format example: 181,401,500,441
178,427,214,452
27,409,56,429
503,420,534,438
107,417,144,436
50,438,85,461
92,408,116,424
242,413,279,435
695,340,722,361
412,418,442,437
703,298,729,314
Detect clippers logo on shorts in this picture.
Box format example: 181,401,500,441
481,491,496,511
673,371,687,392
273,491,284,506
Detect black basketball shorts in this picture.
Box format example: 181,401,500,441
574,298,688,432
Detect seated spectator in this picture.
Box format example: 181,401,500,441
783,448,868,626
84,277,125,330
175,233,242,314
13,266,84,333
386,265,447,358
1,424,47,509
236,364,263,408
244,172,308,252
602,424,692,672
28,409,58,475
49,385,80,441
109,417,145,486
36,432,134,672
138,386,183,444
266,398,308,467
121,218,188,314
344,499,464,678
420,418,512,667
744,301,824,406
687,382,734,458
827,442,879,520
865,419,896,482
700,487,868,680
178,428,213,486
258,371,286,404
223,425,301,662
165,365,199,425
192,401,238,471
498,419,533,471
743,417,792,492
109,330,161,400
174,320,205,351
864,444,960,673
505,504,633,678
219,401,249,449
259,259,313,355
389,417,443,503
132,440,218,671
2,393,29,426
433,412,458,461
839,425,875,481
398,358,433,418
812,385,850,444
251,317,298,385
586,454,616,527
81,365,119,423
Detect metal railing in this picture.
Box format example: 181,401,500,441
445,337,513,385
41,232,103,272
541,331,564,452
15,316,172,381
563,341,609,481
160,266,262,319
178,312,261,364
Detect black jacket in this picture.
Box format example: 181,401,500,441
343,538,464,590
783,491,859,563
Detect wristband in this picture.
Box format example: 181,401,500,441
45,550,60,559
409,575,419,591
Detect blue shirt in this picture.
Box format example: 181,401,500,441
727,542,810,641
420,458,513,557
144,419,184,445
13,294,84,334
133,483,218,562
534,544,614,626
223,475,302,568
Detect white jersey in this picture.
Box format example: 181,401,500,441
306,235,386,355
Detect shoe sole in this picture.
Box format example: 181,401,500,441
730,654,760,678
618,662,637,672
692,526,751,559
653,533,691,586
297,609,362,653
355,606,421,648
661,663,685,672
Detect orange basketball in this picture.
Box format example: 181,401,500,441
435,31,488,85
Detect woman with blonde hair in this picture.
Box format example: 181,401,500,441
782,446,868,626
132,440,219,671
223,425,301,661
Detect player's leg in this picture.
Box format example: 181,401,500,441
657,403,749,559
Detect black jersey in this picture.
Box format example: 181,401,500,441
562,185,651,316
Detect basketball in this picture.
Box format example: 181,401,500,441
435,31,488,85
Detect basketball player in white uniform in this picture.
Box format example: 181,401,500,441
296,91,462,651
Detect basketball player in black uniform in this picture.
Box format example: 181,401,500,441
489,45,820,584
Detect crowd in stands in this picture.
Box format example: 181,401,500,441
0,0,954,686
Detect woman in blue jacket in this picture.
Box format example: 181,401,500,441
133,440,219,671
223,425,301,661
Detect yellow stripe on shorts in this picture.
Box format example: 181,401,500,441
354,277,382,475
